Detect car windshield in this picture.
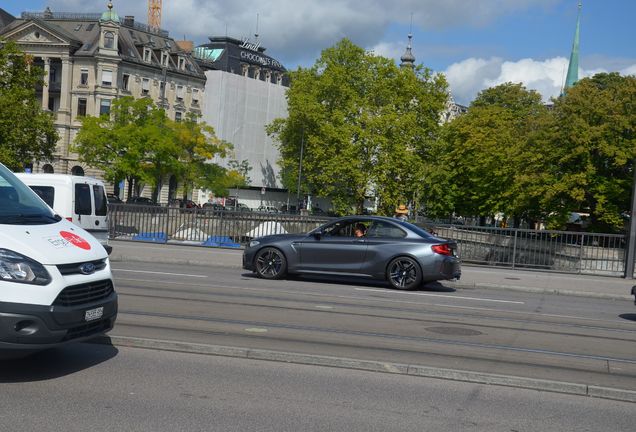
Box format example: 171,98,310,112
0,164,60,225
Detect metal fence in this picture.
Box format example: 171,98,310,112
430,224,626,276
108,204,330,247
107,205,630,277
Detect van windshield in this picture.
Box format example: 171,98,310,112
0,164,61,225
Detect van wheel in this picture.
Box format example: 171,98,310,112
255,247,287,279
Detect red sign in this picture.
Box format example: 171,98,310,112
59,231,92,250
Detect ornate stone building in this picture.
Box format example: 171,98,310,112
0,3,205,201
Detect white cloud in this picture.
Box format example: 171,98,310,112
41,0,558,66
444,56,636,105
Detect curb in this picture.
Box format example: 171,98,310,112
91,335,636,403
109,254,632,301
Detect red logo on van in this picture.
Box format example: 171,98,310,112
59,231,92,250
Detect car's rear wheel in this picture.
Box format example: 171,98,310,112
387,256,422,290
255,247,288,279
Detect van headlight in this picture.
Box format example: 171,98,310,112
0,249,51,285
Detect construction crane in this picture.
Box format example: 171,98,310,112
148,0,162,30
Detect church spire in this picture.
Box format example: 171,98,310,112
400,13,415,69
564,2,582,91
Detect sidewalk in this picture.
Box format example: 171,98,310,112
109,240,635,301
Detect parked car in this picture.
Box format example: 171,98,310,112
107,193,123,204
202,202,226,214
632,286,636,306
127,196,158,206
170,198,200,209
257,205,279,213
228,203,251,212
243,216,461,290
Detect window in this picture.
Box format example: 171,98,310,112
99,99,111,116
77,98,87,117
48,96,55,111
178,57,185,70
192,88,199,104
101,69,113,86
74,183,92,215
93,185,107,216
159,81,165,97
122,73,130,91
74,24,83,31
143,48,152,62
49,67,56,83
104,31,115,49
42,164,54,174
176,85,184,101
86,23,95,31
175,111,182,122
367,221,407,239
161,52,168,66
71,166,85,176
30,186,55,207
142,78,150,95
80,68,88,85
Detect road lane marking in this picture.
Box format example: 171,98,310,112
113,269,208,278
244,328,268,333
354,287,524,304
315,305,334,310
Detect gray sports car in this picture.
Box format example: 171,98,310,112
242,216,461,290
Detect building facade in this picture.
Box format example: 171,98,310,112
0,4,205,201
194,36,289,192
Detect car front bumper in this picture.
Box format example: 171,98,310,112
0,292,117,351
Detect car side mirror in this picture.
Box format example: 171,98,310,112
313,230,323,240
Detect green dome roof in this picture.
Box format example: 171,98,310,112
100,2,120,23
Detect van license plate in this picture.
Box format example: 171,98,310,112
85,307,104,322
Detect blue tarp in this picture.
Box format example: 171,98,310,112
132,232,168,243
201,235,241,248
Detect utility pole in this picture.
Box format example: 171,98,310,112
625,159,636,278
296,129,304,214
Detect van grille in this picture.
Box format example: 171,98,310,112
63,319,111,341
53,280,114,307
57,259,107,276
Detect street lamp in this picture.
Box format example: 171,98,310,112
296,129,304,214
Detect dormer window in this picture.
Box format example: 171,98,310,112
178,57,185,70
161,52,169,67
104,31,115,49
143,48,152,63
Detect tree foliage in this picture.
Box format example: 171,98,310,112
0,41,58,170
268,38,448,215
74,97,233,201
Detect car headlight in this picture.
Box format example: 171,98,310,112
0,249,51,285
249,240,260,248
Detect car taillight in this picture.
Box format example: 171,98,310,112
66,217,73,222
431,244,452,256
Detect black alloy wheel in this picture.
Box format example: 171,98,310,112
387,256,422,290
255,247,288,279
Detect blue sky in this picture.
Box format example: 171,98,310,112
2,0,634,104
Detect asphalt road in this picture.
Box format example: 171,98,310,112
1,343,634,432
109,260,636,392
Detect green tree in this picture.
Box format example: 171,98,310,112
0,41,58,170
537,73,636,231
172,113,232,198
268,38,447,215
425,83,549,225
74,97,173,200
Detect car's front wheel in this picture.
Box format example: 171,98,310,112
255,247,288,279
387,256,422,290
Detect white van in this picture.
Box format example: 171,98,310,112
0,163,117,357
14,173,111,252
